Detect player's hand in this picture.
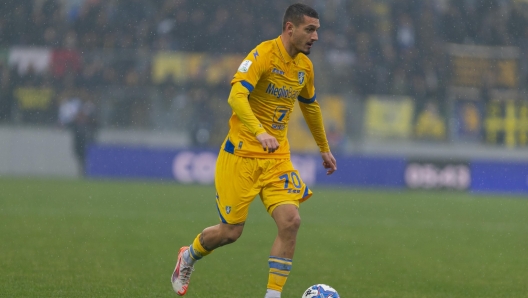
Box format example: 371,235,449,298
321,151,337,175
256,132,279,153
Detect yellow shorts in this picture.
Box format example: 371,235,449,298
215,149,313,225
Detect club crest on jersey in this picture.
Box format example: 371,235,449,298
298,71,305,85
226,206,231,214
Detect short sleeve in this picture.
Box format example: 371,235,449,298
298,65,316,104
231,47,267,93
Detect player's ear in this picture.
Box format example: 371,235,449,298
286,22,294,36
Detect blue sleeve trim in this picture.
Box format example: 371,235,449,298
223,138,235,154
240,80,254,92
298,94,316,104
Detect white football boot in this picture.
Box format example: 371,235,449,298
171,246,194,296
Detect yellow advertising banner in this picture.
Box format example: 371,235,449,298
485,100,528,147
14,87,54,110
288,95,345,153
364,95,414,139
152,52,188,83
205,55,243,85
152,52,243,85
447,44,519,88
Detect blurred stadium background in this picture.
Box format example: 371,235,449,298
1,0,528,189
2,0,528,297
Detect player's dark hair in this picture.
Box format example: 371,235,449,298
282,3,319,31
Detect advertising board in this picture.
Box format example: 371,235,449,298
471,160,528,194
405,160,471,190
87,146,405,188
88,145,528,194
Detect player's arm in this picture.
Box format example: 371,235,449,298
227,82,266,136
228,83,279,153
298,69,337,174
230,49,279,153
298,100,337,174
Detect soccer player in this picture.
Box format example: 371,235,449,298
171,3,337,297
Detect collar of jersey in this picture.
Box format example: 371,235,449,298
275,36,299,65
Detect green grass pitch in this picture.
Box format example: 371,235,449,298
1,177,528,297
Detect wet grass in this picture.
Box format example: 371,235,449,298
1,177,527,297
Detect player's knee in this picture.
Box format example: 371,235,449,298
280,214,301,234
221,224,244,244
225,235,239,244
290,215,301,231
225,229,242,244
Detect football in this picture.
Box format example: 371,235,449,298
301,284,340,298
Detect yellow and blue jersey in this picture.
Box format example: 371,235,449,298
224,36,319,159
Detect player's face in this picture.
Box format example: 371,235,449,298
292,16,320,55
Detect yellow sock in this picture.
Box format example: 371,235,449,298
267,256,292,292
189,233,212,260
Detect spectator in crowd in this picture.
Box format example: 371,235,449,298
0,63,15,122
414,100,446,141
58,88,98,176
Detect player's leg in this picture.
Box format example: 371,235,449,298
195,222,245,253
172,148,260,296
172,223,244,296
265,203,300,298
270,204,300,258
186,221,245,264
261,159,313,298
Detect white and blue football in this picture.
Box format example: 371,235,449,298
301,284,340,298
